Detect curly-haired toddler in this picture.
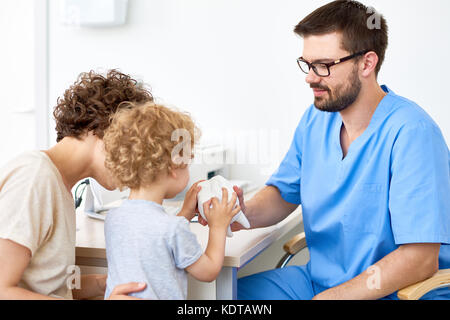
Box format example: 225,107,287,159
102,102,240,299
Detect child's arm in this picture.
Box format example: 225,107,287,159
185,189,240,282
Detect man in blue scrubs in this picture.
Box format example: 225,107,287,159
233,1,450,300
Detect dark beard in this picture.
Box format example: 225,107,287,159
313,66,362,113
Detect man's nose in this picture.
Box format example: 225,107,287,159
305,68,321,85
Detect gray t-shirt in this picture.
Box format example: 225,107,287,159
104,199,203,299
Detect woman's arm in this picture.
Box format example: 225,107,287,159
0,239,59,300
72,274,106,300
0,238,146,300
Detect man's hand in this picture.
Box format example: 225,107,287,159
199,185,298,231
230,186,247,231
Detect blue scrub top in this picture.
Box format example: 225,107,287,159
267,85,450,299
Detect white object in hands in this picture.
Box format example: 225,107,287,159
197,175,251,237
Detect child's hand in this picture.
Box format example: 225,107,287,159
186,188,241,283
178,181,203,221
198,185,248,232
202,188,241,230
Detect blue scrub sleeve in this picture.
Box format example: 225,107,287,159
389,120,450,245
266,123,303,205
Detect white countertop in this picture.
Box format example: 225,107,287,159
75,188,303,268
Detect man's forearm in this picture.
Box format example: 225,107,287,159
313,243,440,300
245,186,298,229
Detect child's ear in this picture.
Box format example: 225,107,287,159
169,167,177,179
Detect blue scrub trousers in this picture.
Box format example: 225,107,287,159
238,265,450,300
238,265,325,300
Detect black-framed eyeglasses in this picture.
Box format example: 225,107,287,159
297,50,370,77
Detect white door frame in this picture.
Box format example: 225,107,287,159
34,0,49,150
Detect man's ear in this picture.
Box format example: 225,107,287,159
360,51,379,78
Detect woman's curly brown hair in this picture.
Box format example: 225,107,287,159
103,102,201,190
53,69,153,142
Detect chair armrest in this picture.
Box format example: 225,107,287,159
397,269,450,300
283,232,307,255
282,233,450,300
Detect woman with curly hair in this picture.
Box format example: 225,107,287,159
0,69,153,299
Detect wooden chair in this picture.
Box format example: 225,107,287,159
277,232,450,300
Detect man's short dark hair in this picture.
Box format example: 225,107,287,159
294,0,388,75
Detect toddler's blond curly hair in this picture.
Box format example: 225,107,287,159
103,102,200,190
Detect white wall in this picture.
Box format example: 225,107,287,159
48,0,450,186
0,0,36,167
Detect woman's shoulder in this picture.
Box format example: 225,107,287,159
2,150,52,170
0,151,62,190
